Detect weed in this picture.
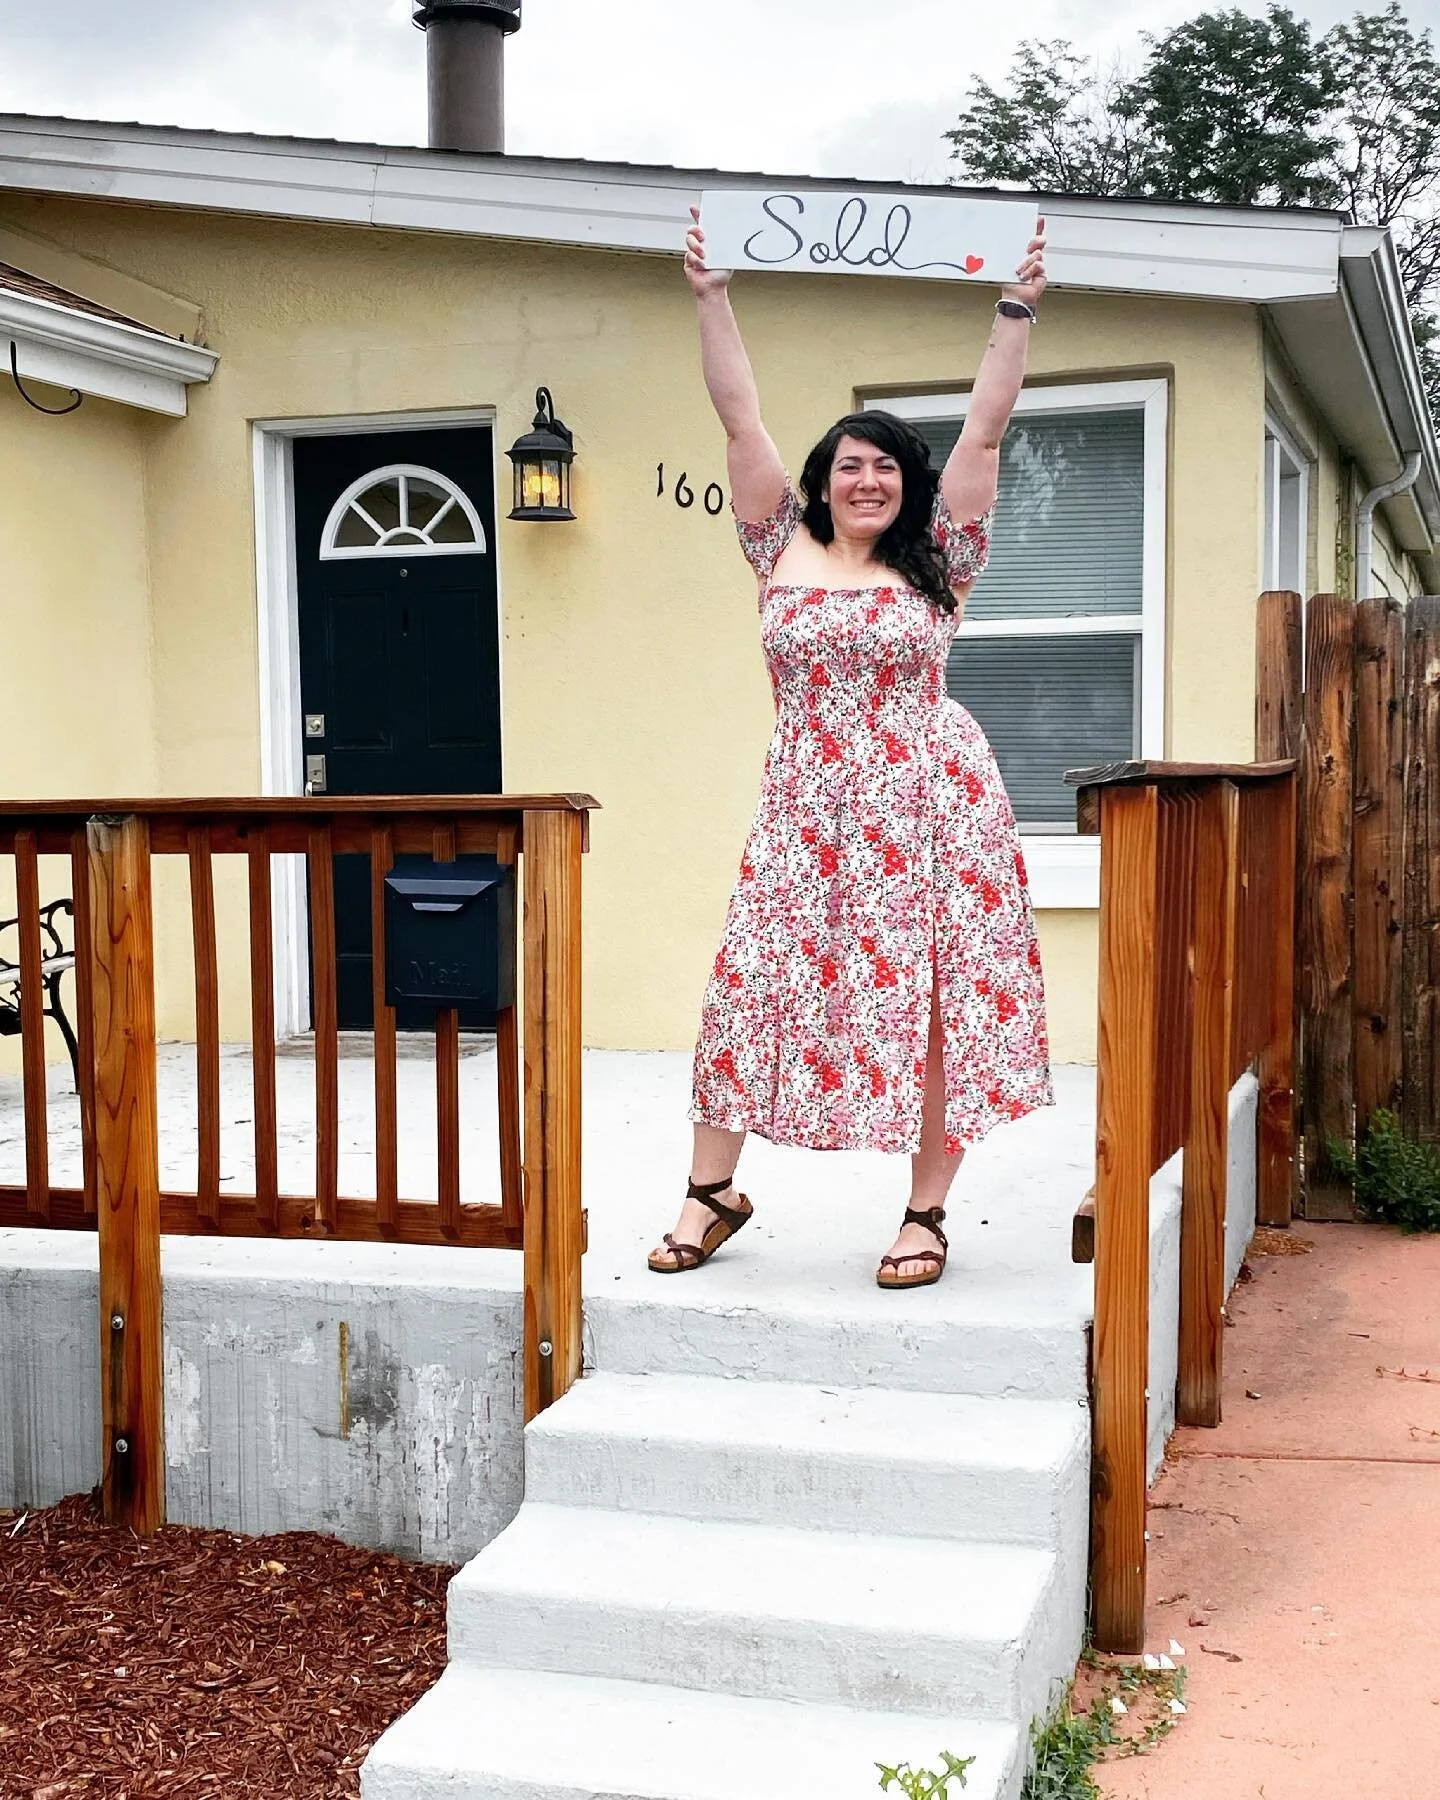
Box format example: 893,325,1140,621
1020,1662,1188,1799
876,1750,976,1796
1330,1110,1440,1233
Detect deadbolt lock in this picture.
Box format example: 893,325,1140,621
304,713,326,738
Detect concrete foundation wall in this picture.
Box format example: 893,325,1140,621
0,1233,523,1562
1147,1073,1259,1480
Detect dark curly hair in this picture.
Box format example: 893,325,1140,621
798,410,954,613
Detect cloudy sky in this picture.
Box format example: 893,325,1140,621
1,0,1435,183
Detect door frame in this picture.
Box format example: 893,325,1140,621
251,407,503,1035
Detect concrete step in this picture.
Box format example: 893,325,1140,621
447,1502,1066,1723
361,1665,1027,1800
583,1287,1088,1401
526,1371,1089,1548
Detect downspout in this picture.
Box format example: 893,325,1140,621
1355,452,1422,598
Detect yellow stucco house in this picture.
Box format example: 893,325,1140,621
1,112,1436,1063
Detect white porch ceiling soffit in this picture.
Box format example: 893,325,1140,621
0,115,1346,305
1,286,218,416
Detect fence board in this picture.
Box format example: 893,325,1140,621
1091,784,1158,1655
1402,597,1440,1145
1300,594,1357,1218
1352,598,1407,1140
14,831,49,1220
1256,591,1304,761
247,836,279,1228
1256,780,1300,1224
187,827,221,1230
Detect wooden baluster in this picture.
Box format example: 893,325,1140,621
1091,783,1158,1654
1402,598,1440,1147
1258,777,1299,1225
1177,780,1239,1429
247,832,279,1229
15,831,49,1221
1300,595,1357,1217
371,824,399,1232
89,815,164,1532
434,822,461,1238
188,826,222,1231
496,822,523,1240
308,827,339,1233
70,830,99,1215
522,808,585,1421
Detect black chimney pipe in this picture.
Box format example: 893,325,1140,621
413,1,522,154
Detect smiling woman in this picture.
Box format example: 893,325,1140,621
647,204,1055,1292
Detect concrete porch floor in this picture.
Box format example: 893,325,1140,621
0,1043,1097,1336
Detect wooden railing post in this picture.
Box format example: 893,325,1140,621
1091,783,1159,1654
88,814,165,1532
521,807,584,1421
1177,781,1239,1428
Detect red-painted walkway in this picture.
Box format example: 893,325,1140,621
1101,1221,1440,1800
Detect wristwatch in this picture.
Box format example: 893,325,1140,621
995,299,1038,323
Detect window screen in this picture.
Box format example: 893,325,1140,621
947,635,1139,831
914,409,1145,621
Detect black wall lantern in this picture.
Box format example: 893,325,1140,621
506,387,576,521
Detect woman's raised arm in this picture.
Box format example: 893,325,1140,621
942,221,1047,528
686,207,787,522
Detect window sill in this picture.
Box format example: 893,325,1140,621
1022,835,1100,910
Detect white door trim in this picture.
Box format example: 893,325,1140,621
251,406,500,1036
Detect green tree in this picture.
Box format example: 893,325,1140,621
947,3,1440,412
1123,6,1339,206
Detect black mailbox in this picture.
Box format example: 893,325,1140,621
383,855,515,1017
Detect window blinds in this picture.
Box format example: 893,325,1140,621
914,409,1145,621
946,636,1139,830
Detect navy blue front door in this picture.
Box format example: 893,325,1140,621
294,427,501,1028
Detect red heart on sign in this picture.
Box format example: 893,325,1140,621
964,255,985,274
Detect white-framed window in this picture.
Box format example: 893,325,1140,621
319,463,487,560
1263,413,1309,595
872,378,1168,909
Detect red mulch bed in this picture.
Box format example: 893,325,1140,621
0,1493,454,1797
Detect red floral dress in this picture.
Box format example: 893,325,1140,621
690,481,1054,1155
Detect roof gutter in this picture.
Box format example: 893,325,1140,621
1339,226,1440,583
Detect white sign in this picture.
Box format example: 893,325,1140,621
698,188,1037,285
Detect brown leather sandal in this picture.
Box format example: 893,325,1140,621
647,1176,754,1274
876,1205,948,1290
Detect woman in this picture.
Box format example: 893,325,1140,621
649,205,1054,1289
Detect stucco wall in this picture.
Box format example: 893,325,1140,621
1,196,1276,1060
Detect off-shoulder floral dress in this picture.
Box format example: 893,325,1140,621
689,482,1054,1155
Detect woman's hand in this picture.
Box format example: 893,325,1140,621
1001,217,1047,311
684,205,733,299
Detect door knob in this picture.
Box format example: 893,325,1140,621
305,753,327,795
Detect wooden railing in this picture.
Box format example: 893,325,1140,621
1067,761,1298,1653
0,794,596,1533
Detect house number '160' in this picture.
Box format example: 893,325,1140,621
657,463,726,515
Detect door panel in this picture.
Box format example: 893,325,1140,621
294,426,501,1029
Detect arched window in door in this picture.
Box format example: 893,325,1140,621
319,464,487,559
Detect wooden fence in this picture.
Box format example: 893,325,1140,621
1068,760,1298,1654
0,794,595,1532
1257,591,1440,1216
